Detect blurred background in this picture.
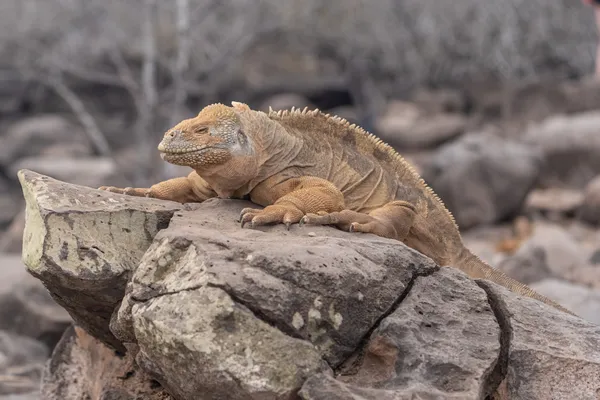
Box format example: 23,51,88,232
2,0,600,397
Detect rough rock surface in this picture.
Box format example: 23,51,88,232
325,267,501,399
17,170,600,400
422,132,542,229
41,325,173,400
115,199,438,366
478,281,600,400
18,169,185,351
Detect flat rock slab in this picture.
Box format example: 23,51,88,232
18,169,185,351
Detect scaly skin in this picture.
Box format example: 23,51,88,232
100,101,576,317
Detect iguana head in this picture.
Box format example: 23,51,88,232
157,102,254,170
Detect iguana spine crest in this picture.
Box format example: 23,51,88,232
266,106,458,229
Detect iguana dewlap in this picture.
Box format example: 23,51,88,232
100,101,576,316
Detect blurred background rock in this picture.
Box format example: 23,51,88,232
2,0,600,397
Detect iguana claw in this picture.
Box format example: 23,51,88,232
238,204,303,230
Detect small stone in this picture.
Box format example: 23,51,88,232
590,249,600,265
578,175,600,226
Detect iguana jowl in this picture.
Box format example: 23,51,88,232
100,101,575,316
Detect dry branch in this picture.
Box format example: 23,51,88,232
46,74,112,157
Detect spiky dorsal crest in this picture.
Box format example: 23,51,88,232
266,105,458,229
231,101,251,111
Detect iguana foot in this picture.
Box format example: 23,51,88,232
239,203,304,230
300,201,417,241
99,186,152,197
300,210,398,239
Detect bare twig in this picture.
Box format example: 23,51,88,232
136,0,159,185
47,74,112,157
171,0,191,125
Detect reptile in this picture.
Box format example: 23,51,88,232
100,101,576,316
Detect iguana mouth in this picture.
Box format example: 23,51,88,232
158,146,227,162
159,147,213,155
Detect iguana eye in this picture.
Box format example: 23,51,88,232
194,126,208,134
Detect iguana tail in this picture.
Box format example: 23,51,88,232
453,247,577,317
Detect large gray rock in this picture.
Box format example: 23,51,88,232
18,169,184,351
16,171,600,400
422,132,542,229
112,198,439,399
114,199,439,367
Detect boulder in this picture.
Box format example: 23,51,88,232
16,170,600,400
0,115,92,168
0,253,71,350
422,131,542,229
18,169,185,351
523,111,600,189
0,175,20,230
0,209,25,254
496,245,553,285
0,330,49,396
505,222,589,280
376,101,467,149
531,279,600,326
525,187,584,217
578,174,600,226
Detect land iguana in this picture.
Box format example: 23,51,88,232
100,101,575,316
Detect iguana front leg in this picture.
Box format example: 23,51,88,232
240,176,345,229
300,201,417,241
99,171,217,203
